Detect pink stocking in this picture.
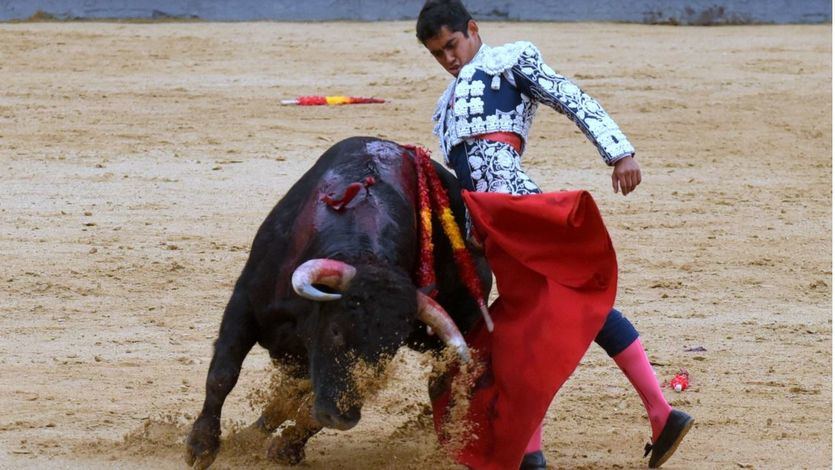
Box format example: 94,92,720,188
613,339,672,441
525,422,543,453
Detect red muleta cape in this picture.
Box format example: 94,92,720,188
431,190,618,469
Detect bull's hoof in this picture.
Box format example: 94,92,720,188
266,435,306,466
185,422,220,469
187,451,219,470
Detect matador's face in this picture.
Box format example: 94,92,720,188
423,20,482,77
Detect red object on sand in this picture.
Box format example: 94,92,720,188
281,95,386,106
430,190,618,469
670,370,690,392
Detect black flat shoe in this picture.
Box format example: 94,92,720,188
520,450,547,470
644,409,694,468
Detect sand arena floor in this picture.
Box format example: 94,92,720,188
0,21,831,469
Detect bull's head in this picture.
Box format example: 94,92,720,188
292,258,468,430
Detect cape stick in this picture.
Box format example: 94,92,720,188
280,96,385,106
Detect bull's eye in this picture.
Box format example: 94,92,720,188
331,324,344,344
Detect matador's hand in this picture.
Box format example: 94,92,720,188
612,155,641,196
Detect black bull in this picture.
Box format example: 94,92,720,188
185,137,491,467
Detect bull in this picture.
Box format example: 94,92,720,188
185,136,490,468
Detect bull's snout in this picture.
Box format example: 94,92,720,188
312,401,360,431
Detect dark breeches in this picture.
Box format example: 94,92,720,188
594,308,640,357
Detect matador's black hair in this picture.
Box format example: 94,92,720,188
416,0,473,44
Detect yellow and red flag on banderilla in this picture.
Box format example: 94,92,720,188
280,96,385,106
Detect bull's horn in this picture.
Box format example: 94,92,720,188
416,291,471,363
292,259,357,301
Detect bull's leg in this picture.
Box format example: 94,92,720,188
265,392,322,466
186,288,257,469
267,422,322,466
249,395,300,435
246,371,321,466
246,359,311,433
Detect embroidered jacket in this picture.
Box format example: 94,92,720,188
432,41,635,167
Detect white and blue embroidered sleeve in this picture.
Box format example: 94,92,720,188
511,44,635,165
